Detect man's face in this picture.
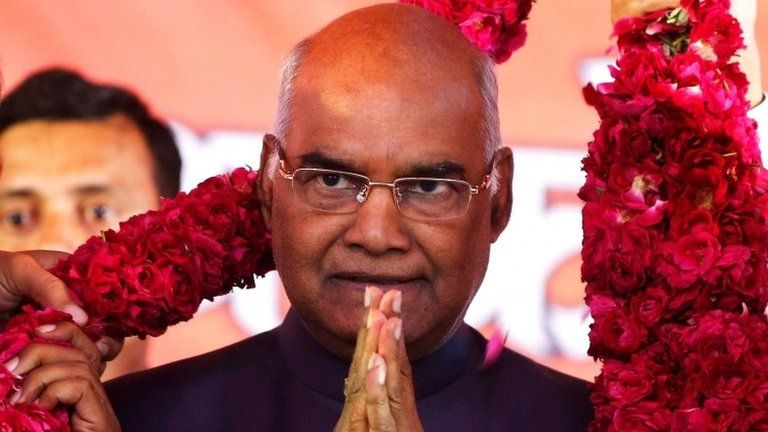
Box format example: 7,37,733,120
265,70,510,358
0,115,160,252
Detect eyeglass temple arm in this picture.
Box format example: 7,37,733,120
278,160,294,179
471,175,493,194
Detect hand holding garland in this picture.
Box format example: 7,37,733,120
0,251,124,431
0,251,85,324
7,320,120,431
0,251,124,361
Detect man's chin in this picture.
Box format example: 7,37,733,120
296,305,366,356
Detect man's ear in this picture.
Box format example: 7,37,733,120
489,146,513,243
258,134,278,230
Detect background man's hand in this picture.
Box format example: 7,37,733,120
335,287,424,432
610,0,678,23
0,250,123,364
0,250,85,321
8,319,121,431
611,0,755,39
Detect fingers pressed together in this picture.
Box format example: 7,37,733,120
335,286,423,432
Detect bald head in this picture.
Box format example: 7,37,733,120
271,3,500,173
299,4,480,86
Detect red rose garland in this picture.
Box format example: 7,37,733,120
581,0,768,430
0,168,274,429
399,0,534,64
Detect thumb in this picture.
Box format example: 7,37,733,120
0,250,88,325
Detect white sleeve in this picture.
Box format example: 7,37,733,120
748,95,768,166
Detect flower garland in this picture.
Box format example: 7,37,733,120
0,168,274,429
581,0,768,430
399,0,534,64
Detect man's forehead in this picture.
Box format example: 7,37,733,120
0,118,155,191
293,4,482,101
0,116,147,160
283,87,487,179
292,82,478,128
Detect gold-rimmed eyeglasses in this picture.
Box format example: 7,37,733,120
278,160,492,220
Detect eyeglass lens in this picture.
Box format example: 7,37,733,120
290,169,473,219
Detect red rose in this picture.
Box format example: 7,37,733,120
696,356,754,400
0,404,68,432
612,401,672,431
583,210,661,295
658,231,721,288
630,287,669,327
671,408,713,432
689,7,744,61
599,358,656,404
732,413,768,431
401,0,532,63
588,300,648,357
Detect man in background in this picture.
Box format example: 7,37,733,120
0,68,181,379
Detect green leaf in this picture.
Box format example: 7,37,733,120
665,7,690,26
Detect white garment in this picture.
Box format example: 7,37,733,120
749,94,768,165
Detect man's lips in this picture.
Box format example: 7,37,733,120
326,272,428,291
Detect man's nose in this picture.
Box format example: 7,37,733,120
341,186,412,256
36,213,84,253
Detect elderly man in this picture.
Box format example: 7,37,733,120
0,0,764,431
97,4,592,431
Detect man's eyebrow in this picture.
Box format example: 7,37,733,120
74,185,113,195
0,186,113,200
296,153,469,178
0,189,35,199
407,162,467,179
298,152,358,172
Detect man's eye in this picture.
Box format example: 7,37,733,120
85,204,113,222
413,180,449,195
317,173,354,188
4,210,33,228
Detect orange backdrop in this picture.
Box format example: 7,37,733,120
7,1,765,146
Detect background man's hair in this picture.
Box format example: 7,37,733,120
0,67,182,197
268,38,502,193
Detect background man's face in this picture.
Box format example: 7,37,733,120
0,114,159,252
268,64,500,358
